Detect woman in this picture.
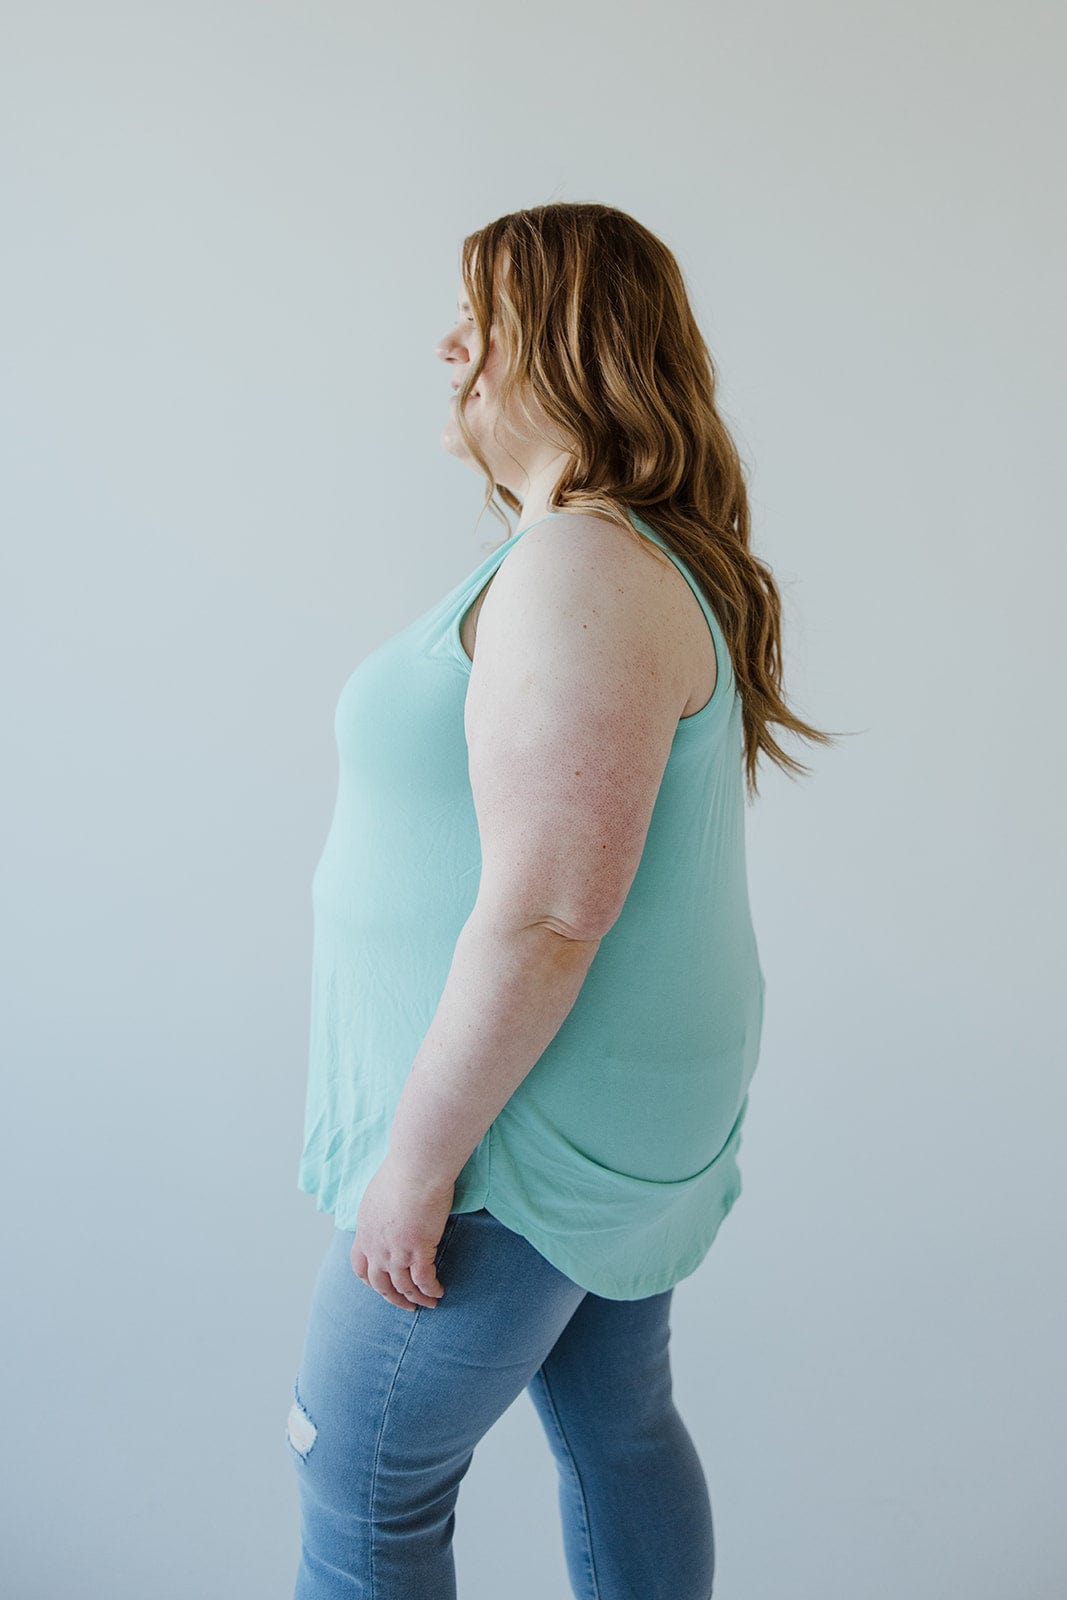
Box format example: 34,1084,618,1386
287,202,834,1599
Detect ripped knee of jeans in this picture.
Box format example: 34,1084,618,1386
286,1382,318,1460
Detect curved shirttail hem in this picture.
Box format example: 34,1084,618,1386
297,1170,342,1220
473,1190,741,1302
299,1168,740,1301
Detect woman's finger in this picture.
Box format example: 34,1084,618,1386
367,1263,418,1310
391,1264,440,1308
408,1252,445,1301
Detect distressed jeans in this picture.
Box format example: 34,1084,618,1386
286,1207,715,1599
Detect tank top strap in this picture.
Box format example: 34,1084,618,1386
443,512,573,672
624,508,735,707
449,506,734,710
458,511,572,594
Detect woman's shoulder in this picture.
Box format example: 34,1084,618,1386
505,509,713,702
510,507,683,604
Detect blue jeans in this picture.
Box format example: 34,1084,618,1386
286,1207,715,1599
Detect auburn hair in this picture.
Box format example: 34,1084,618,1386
452,200,842,801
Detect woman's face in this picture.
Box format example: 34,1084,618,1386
436,285,515,478
435,284,495,460
436,277,569,499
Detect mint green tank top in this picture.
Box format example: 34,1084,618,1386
297,507,766,1299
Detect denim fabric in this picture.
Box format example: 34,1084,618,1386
286,1208,715,1598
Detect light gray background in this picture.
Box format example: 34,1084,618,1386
3,2,1064,1597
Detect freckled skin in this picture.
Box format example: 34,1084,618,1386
366,272,723,1298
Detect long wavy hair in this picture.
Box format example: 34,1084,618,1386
451,201,842,802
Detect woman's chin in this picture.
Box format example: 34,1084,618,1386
440,422,473,462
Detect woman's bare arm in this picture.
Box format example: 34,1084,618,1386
385,515,692,1189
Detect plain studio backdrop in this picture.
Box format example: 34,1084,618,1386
2,2,1064,1597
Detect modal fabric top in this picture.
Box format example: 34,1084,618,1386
297,506,766,1300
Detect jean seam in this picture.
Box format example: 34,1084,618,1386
367,1210,464,1598
534,1366,602,1600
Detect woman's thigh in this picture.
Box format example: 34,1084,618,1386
286,1207,590,1599
525,1289,716,1600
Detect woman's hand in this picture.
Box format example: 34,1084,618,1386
350,1153,456,1311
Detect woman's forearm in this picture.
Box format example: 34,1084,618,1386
384,907,601,1189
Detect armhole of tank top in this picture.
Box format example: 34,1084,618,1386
447,509,734,728
446,511,570,673
447,542,515,673
625,511,733,728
